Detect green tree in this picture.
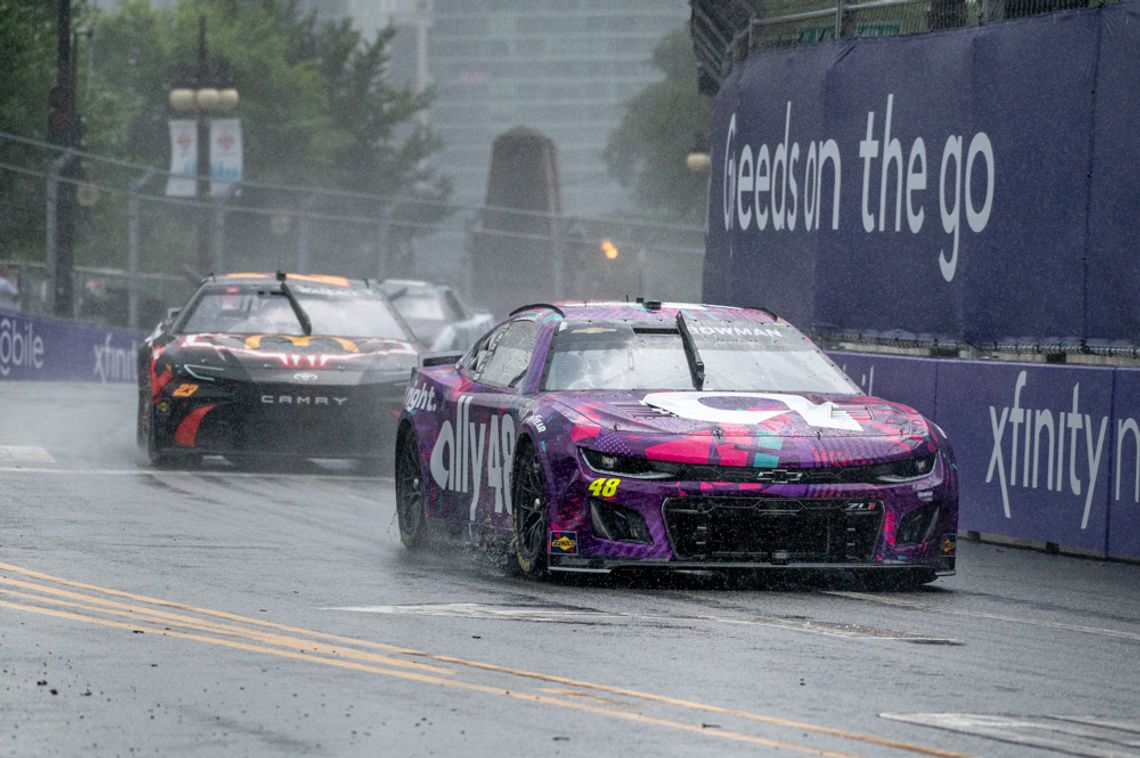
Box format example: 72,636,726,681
603,28,712,225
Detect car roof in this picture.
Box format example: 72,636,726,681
211,272,368,289
509,301,783,325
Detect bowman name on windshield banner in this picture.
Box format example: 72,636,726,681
831,351,1140,562
706,1,1140,345
0,310,141,383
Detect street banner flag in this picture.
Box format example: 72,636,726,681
166,119,197,197
209,118,243,196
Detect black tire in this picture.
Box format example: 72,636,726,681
860,569,937,591
143,404,171,467
511,442,548,578
136,390,148,448
394,427,429,549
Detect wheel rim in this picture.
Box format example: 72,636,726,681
395,434,423,536
514,454,545,560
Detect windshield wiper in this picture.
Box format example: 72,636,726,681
675,312,705,390
275,271,311,336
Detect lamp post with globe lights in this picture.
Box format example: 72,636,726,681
168,16,238,275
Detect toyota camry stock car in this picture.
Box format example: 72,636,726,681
394,301,958,586
137,272,420,469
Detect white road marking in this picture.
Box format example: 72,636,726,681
326,602,962,643
0,446,55,464
880,713,1140,757
825,591,1140,644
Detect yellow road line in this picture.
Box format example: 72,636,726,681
0,562,974,758
0,597,863,758
0,582,455,676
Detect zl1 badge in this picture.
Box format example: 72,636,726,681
549,531,577,554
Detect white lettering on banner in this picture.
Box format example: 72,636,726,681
93,334,138,384
986,370,1110,529
0,318,46,377
721,94,995,282
429,395,516,519
641,392,862,431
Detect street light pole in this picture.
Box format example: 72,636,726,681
195,16,211,277
169,15,238,278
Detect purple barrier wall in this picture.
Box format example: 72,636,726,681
1110,370,1140,560
0,310,142,384
706,2,1140,345
831,350,1140,561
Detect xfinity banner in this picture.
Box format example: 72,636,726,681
0,311,140,383
830,351,1140,561
705,2,1140,344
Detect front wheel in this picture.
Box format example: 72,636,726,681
394,427,428,549
511,443,548,578
143,405,171,467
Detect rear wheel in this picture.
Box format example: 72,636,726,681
394,427,428,549
511,443,548,578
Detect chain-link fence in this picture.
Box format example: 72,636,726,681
0,131,705,331
692,0,1120,92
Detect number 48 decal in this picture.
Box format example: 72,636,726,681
588,477,621,497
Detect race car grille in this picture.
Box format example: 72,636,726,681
661,497,883,563
669,461,924,485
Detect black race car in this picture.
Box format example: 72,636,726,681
137,272,419,470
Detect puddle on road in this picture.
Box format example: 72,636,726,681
325,601,963,644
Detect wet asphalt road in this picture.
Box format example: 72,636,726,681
2,382,1139,757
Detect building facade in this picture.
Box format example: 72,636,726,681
428,0,689,217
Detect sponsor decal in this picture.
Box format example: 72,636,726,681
404,381,437,412
0,317,45,377
691,325,784,339
244,335,359,353
531,416,547,434
172,383,200,398
549,531,577,554
261,395,346,406
941,533,957,555
429,395,516,519
641,391,862,431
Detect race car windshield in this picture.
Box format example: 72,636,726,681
543,320,858,393
178,286,410,340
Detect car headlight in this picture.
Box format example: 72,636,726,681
176,363,226,382
580,448,678,479
864,453,937,483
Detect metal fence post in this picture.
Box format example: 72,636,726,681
551,214,564,299
296,193,315,273
836,0,846,38
212,199,226,275
44,150,75,316
127,169,156,331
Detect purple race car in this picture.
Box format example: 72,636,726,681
394,301,958,586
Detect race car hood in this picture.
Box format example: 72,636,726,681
161,332,418,382
546,390,934,466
